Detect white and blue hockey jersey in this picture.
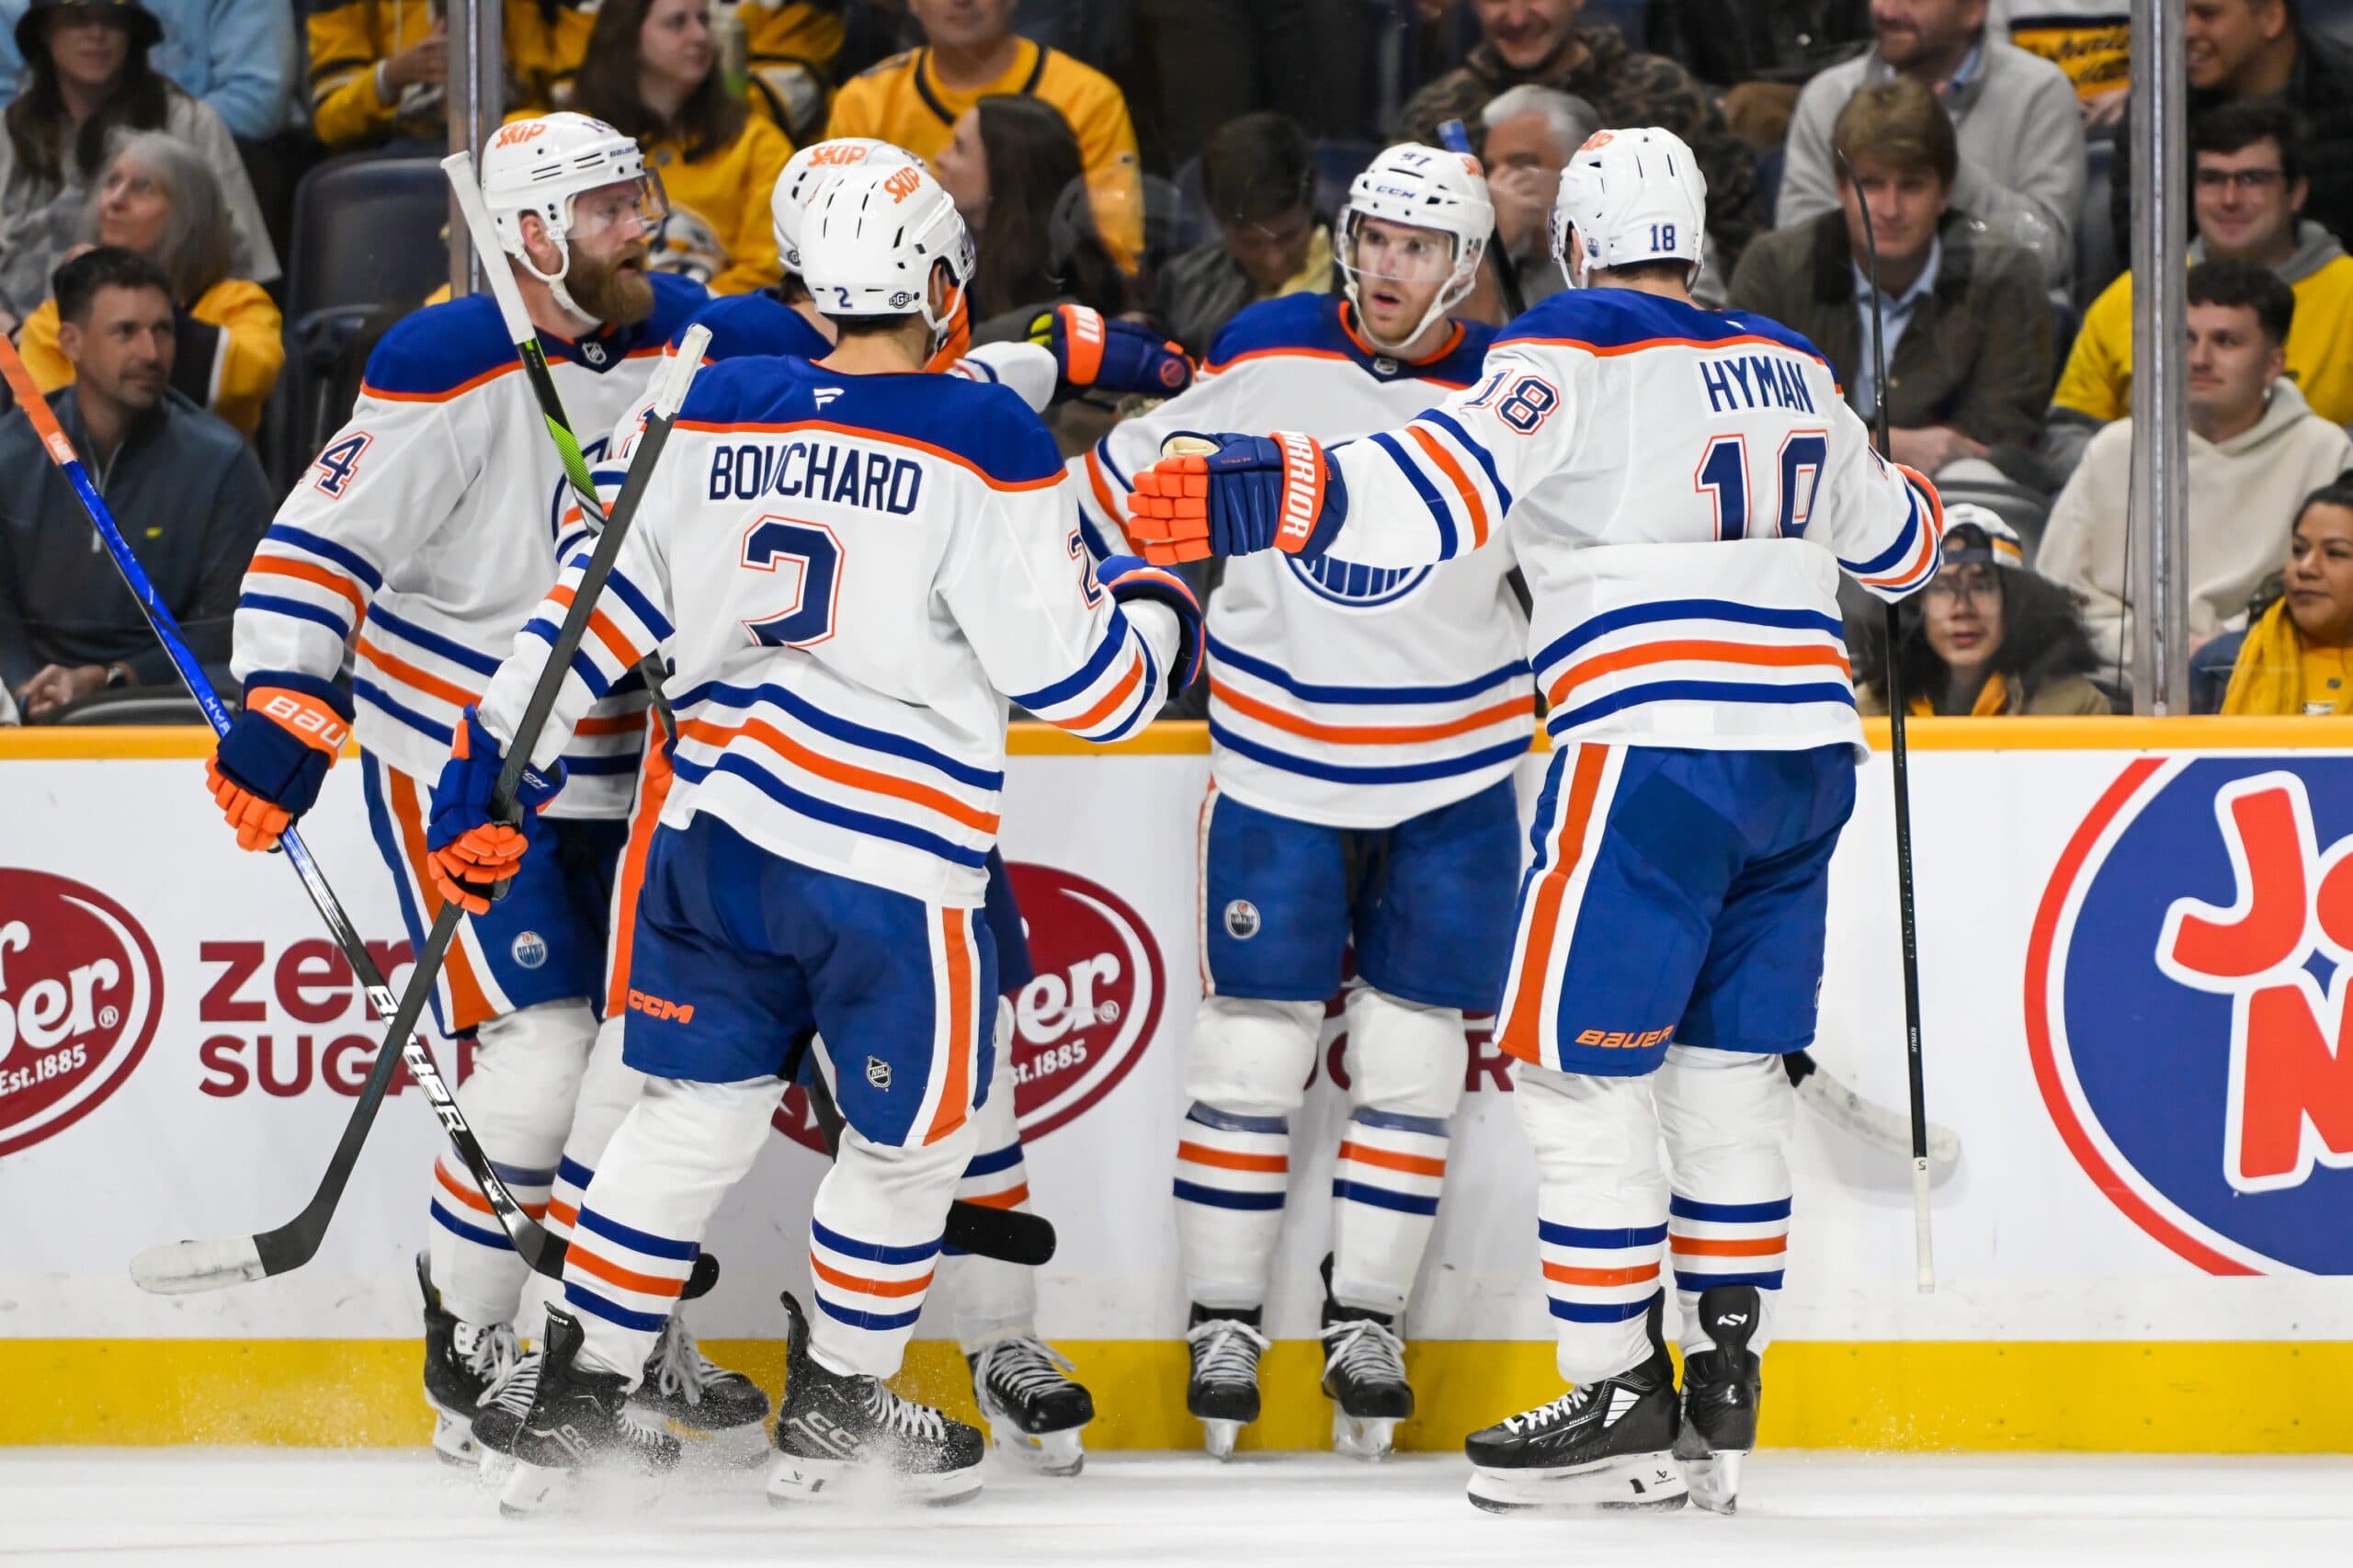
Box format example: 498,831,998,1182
481,357,1181,907
1076,294,1532,828
1306,289,1940,756
231,273,709,816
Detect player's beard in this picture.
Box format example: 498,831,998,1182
569,242,655,328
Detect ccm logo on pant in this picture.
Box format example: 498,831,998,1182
628,989,695,1025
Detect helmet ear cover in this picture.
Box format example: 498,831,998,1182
1338,142,1493,351
480,112,666,320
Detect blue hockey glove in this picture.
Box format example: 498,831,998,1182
1126,431,1348,564
208,673,353,851
1097,553,1205,689
1030,303,1194,397
425,708,564,915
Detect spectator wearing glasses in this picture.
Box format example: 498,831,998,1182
1857,506,2109,716
567,0,792,297
2052,101,2353,478
1778,0,2085,286
1728,78,2050,481
0,245,270,720
1153,110,1329,358
11,131,283,437
2195,474,2353,714
2040,259,2353,675
0,0,277,329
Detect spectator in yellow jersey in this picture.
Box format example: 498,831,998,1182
2050,101,2353,479
13,131,281,437
2196,476,2353,714
821,0,1142,270
307,0,593,151
569,0,791,295
733,0,847,142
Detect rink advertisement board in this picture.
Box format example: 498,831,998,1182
4,719,2352,1453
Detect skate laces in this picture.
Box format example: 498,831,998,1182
1319,1315,1406,1385
860,1380,948,1443
455,1320,523,1387
649,1316,733,1406
1504,1383,1595,1435
975,1335,1077,1402
1187,1317,1270,1383
476,1346,541,1416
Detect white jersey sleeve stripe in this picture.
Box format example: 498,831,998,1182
1416,409,1515,513
1363,431,1461,559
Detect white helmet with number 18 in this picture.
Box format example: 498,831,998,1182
479,112,668,319
1336,142,1492,351
1550,125,1707,290
799,161,976,354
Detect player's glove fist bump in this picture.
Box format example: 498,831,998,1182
1127,431,1346,566
208,675,353,851
425,708,565,915
1032,303,1193,397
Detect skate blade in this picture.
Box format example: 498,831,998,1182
987,1422,1086,1477
476,1450,517,1490
764,1452,984,1508
497,1458,578,1518
1199,1418,1243,1460
1466,1451,1688,1514
1331,1410,1399,1461
429,1406,480,1467
636,1405,773,1469
1677,1448,1745,1515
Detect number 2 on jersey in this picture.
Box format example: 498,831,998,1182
1692,429,1827,540
740,517,842,646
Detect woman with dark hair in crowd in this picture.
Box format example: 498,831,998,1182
1857,507,2111,717
2196,475,2353,715
13,131,282,437
0,0,275,330
932,92,1126,329
567,0,791,295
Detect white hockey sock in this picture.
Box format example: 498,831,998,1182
1328,987,1466,1316
560,1074,782,1383
426,999,595,1328
1173,994,1319,1311
1515,1059,1669,1385
807,1119,977,1379
934,1011,1040,1353
1656,1045,1793,1360
522,1011,646,1337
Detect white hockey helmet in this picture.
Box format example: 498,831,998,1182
771,136,918,278
1550,126,1707,290
1337,142,1493,351
480,112,668,318
798,160,976,352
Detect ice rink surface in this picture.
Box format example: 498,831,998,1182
5,1449,2348,1567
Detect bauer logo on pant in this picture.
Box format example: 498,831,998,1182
0,869,164,1158
2029,758,2353,1275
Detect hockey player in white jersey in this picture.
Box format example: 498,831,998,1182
516,134,1197,1478
207,112,766,1465
427,161,1200,1513
1075,143,1529,1460
1123,127,1942,1513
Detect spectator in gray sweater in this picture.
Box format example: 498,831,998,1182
0,245,269,719
1777,0,2085,287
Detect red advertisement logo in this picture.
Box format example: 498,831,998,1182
0,869,163,1157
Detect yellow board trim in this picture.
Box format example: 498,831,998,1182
4,1338,2348,1452
7,716,2353,764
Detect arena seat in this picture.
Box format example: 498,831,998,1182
2075,138,2121,309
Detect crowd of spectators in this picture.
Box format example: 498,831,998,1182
7,0,2353,723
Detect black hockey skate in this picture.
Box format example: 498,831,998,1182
418,1252,522,1467
969,1334,1095,1476
1318,1256,1412,1460
633,1315,772,1466
1463,1298,1686,1513
1186,1304,1269,1460
496,1307,682,1517
766,1292,985,1506
1673,1284,1764,1514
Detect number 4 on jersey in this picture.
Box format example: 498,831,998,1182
1693,430,1827,540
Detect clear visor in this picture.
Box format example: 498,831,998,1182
1338,210,1461,287
567,171,670,246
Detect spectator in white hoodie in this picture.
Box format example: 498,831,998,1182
2039,257,2353,676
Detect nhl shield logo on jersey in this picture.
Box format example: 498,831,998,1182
2028,758,2353,1274
0,869,164,1158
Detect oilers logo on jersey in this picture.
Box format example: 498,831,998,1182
1285,554,1433,609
